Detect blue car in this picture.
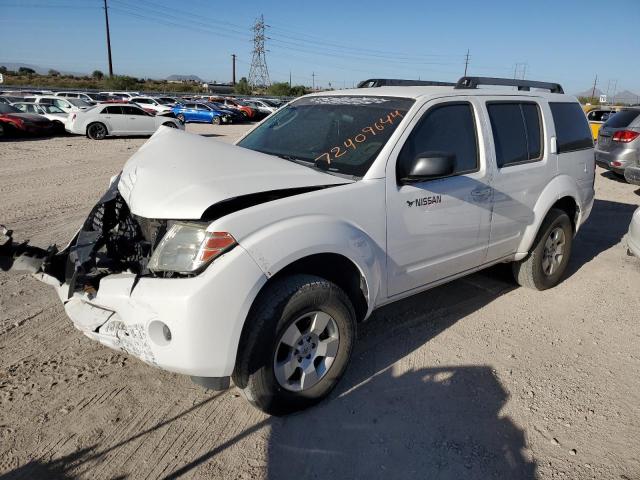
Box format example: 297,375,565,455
172,102,232,125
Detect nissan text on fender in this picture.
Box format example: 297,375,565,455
0,77,595,415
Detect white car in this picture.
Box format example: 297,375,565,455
247,98,278,114
55,91,108,105
2,76,595,415
99,91,140,100
66,103,183,139
130,97,173,114
26,95,92,113
11,102,69,130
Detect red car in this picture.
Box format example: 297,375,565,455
209,97,255,119
0,103,56,138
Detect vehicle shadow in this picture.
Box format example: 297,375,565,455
599,170,627,183
265,268,535,479
566,198,638,277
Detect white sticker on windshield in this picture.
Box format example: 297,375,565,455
307,97,391,105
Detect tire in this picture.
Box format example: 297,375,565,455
0,123,5,138
162,122,178,128
86,122,107,140
211,116,221,125
176,114,186,123
512,208,573,290
232,274,356,415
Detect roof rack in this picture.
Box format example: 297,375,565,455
357,79,456,88
454,76,564,94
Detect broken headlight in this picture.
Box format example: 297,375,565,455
147,223,236,274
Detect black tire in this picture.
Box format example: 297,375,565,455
176,114,186,123
86,122,107,140
162,122,178,128
232,274,356,415
211,115,221,125
512,208,573,290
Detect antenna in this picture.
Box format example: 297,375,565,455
248,14,270,88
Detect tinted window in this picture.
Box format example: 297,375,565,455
399,102,478,176
549,102,593,153
196,104,210,111
122,106,147,115
102,105,122,114
604,109,640,129
488,102,542,167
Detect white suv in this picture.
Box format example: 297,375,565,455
1,77,595,415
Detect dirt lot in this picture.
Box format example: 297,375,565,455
1,125,639,480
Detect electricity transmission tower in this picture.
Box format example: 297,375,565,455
248,14,270,88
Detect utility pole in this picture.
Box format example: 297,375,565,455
521,63,527,80
463,49,470,76
231,54,236,85
103,0,113,77
312,72,315,91
289,70,291,88
590,74,598,103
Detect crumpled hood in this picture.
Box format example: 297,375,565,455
118,127,351,219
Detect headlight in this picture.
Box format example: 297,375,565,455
148,223,236,274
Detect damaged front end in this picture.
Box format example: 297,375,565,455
1,175,165,297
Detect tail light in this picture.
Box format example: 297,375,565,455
612,130,640,143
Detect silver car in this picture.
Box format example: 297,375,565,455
595,107,640,177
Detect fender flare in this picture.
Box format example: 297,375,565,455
516,174,582,256
238,214,384,318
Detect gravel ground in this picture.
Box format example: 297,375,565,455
0,125,639,480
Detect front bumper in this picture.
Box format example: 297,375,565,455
627,207,640,258
55,245,267,378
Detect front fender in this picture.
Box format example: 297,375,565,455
239,215,384,317
516,174,583,256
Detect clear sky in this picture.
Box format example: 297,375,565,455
1,0,639,95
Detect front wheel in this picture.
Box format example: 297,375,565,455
512,208,573,290
232,274,356,415
211,115,221,125
86,122,107,140
176,114,186,123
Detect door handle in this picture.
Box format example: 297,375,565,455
470,187,492,200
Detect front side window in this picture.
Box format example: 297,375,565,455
398,102,478,176
549,102,593,153
122,106,148,116
238,96,414,177
52,99,68,108
487,102,543,168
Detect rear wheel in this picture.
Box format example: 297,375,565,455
512,208,573,290
232,274,356,415
86,122,107,140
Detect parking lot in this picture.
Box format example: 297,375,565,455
1,124,639,479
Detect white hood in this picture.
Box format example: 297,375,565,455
118,127,351,219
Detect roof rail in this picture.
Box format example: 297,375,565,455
454,76,564,94
357,78,456,88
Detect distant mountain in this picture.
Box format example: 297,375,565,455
166,74,202,82
573,87,639,104
0,61,86,76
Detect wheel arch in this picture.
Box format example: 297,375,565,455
86,120,109,137
516,175,582,257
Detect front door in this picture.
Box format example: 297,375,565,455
385,99,493,297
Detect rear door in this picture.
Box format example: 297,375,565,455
385,98,493,296
482,98,550,260
99,105,126,133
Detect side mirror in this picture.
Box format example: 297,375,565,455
398,151,456,184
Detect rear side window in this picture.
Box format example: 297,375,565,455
604,110,640,129
549,102,593,153
400,102,479,175
487,102,543,168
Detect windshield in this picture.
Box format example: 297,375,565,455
604,109,640,129
68,98,91,107
0,104,20,113
237,96,414,177
42,105,65,113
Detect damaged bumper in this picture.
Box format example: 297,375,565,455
54,243,266,378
